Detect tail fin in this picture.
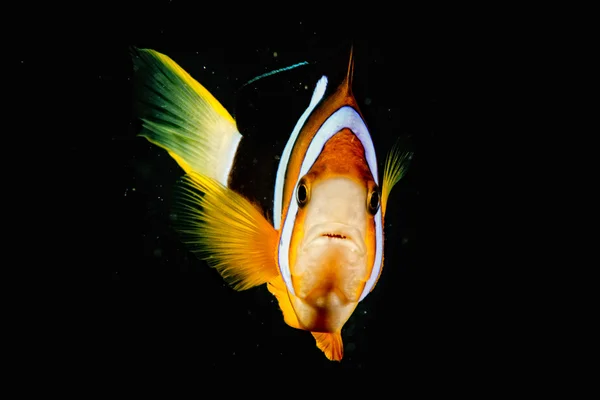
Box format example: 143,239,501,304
131,47,241,186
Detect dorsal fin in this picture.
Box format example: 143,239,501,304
341,45,354,95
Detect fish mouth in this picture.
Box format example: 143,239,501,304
322,233,347,239
302,223,366,255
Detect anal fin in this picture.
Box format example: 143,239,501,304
312,331,344,361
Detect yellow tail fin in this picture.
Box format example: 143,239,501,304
174,172,279,291
381,140,413,217
131,48,242,186
312,331,344,361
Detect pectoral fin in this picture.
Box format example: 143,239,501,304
174,172,278,291
381,140,413,217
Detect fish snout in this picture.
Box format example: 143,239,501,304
303,223,366,255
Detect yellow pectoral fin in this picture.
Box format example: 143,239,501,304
267,275,303,330
174,172,278,291
381,140,413,217
312,331,344,361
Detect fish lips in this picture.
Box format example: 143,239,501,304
302,222,366,255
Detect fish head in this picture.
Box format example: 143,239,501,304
275,48,386,333
285,129,381,332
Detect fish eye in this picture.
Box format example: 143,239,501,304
296,180,310,207
367,187,380,215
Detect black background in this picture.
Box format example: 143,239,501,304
82,6,521,380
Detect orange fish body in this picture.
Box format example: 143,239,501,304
131,47,412,361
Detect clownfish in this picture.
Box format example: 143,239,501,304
131,47,412,361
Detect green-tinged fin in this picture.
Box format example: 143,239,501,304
131,47,242,186
381,140,413,217
312,331,344,361
173,171,279,291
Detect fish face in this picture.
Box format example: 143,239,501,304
288,175,377,332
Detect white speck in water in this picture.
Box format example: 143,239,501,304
304,85,308,90
273,51,278,58
203,66,206,69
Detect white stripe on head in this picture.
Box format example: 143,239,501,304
359,205,383,301
277,106,383,300
273,76,328,229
